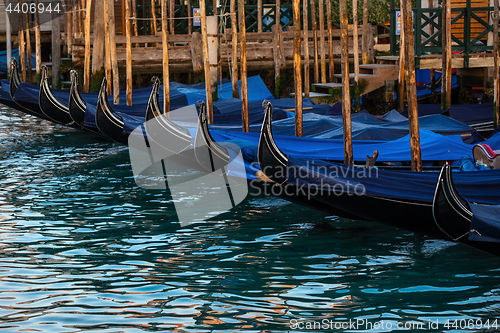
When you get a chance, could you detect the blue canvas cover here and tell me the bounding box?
[468,204,500,243]
[0,49,36,75]
[285,156,500,205]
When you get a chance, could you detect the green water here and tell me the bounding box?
[0,106,499,332]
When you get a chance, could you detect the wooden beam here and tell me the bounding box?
[403,0,421,172]
[293,0,303,137]
[275,0,282,97]
[303,0,310,97]
[311,0,319,82]
[362,0,370,64]
[494,0,499,127]
[109,0,120,104]
[125,0,132,104]
[132,0,138,37]
[6,4,11,77]
[200,0,213,123]
[151,0,158,37]
[340,0,352,165]
[66,6,73,54]
[162,0,170,112]
[231,0,239,98]
[84,0,93,92]
[239,0,249,131]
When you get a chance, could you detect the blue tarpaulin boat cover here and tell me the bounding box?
[468,204,500,243]
[0,49,36,75]
[285,156,500,205]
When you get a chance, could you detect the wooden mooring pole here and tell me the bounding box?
[25,13,32,83]
[104,0,112,94]
[125,0,133,105]
[441,0,451,112]
[326,0,333,82]
[274,0,282,98]
[230,0,239,98]
[169,0,175,34]
[340,0,352,165]
[108,0,120,104]
[18,0,26,83]
[188,0,192,34]
[303,0,310,97]
[353,0,360,111]
[319,0,326,83]
[84,0,92,92]
[402,0,422,172]
[258,0,263,32]
[398,2,405,111]
[162,0,170,112]
[429,0,436,104]
[200,0,214,123]
[294,0,303,137]
[311,0,319,83]
[35,0,41,83]
[52,9,61,88]
[238,0,249,132]
[362,0,370,64]
[6,7,11,77]
[494,0,499,127]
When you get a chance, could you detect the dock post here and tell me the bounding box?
[341,0,353,165]
[170,0,175,34]
[91,0,105,91]
[429,0,436,104]
[25,13,32,83]
[6,8,11,77]
[132,0,138,37]
[311,0,319,83]
[200,0,214,123]
[84,0,92,92]
[319,0,326,83]
[441,0,451,112]
[207,16,218,101]
[238,0,249,132]
[104,0,112,94]
[362,0,370,64]
[162,0,170,112]
[303,0,310,97]
[402,0,422,172]
[230,0,239,98]
[188,0,192,34]
[125,0,132,105]
[494,0,499,127]
[258,0,263,32]
[353,0,360,111]
[66,6,73,55]
[294,0,303,137]
[151,0,158,36]
[34,0,41,83]
[326,0,333,82]
[108,0,119,104]
[52,9,61,89]
[398,2,405,111]
[18,0,26,83]
[274,0,282,98]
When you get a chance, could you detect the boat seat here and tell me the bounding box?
[472,143,500,169]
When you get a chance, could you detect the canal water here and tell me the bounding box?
[0,105,499,332]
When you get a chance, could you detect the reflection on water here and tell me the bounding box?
[0,106,499,332]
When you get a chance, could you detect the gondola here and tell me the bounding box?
[7,58,52,120]
[95,78,128,145]
[144,76,192,153]
[257,99,500,250]
[38,65,76,125]
[68,70,87,126]
[432,165,500,256]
